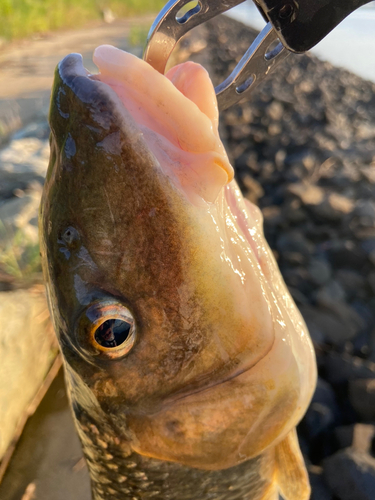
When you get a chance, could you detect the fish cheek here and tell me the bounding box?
[126,360,300,470]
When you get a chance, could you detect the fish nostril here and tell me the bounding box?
[61,226,80,246]
[94,319,132,348]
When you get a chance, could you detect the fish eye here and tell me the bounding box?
[94,319,132,348]
[76,301,136,359]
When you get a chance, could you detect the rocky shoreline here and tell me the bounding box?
[189,15,375,500]
[1,14,375,500]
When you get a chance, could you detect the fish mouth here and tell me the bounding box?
[57,48,234,205]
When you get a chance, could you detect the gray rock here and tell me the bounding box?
[287,183,324,205]
[354,200,375,225]
[309,467,333,500]
[261,205,282,226]
[316,280,346,304]
[0,137,49,196]
[324,352,375,385]
[328,240,367,270]
[307,258,332,286]
[335,270,366,299]
[349,379,375,421]
[367,271,375,294]
[242,174,264,204]
[334,424,375,453]
[300,302,363,346]
[323,448,375,500]
[276,231,314,262]
[11,120,50,141]
[312,193,355,221]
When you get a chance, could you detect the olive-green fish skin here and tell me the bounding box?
[72,397,277,500]
[40,54,309,500]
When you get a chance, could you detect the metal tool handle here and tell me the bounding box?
[144,0,246,75]
[255,0,373,52]
[216,23,289,110]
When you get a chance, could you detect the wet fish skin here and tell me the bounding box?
[40,51,316,500]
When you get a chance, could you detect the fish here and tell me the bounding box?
[39,45,317,500]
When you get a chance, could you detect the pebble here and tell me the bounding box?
[300,303,363,347]
[334,424,375,453]
[0,137,49,197]
[307,258,332,286]
[323,449,375,500]
[324,352,375,386]
[335,270,366,299]
[287,183,324,205]
[348,379,375,421]
[309,467,333,500]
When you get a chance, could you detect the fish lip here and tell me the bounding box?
[163,335,275,408]
[57,53,119,115]
[57,53,98,104]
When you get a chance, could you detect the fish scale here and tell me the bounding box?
[75,408,277,500]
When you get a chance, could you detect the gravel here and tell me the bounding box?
[183,15,375,499]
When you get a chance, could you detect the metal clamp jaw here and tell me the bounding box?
[143,0,373,110]
[255,0,373,52]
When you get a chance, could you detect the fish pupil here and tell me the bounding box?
[94,319,132,348]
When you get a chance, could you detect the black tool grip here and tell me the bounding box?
[255,0,373,52]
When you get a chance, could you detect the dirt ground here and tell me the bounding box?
[0,16,153,141]
[0,369,91,500]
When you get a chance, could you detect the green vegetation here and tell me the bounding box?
[0,220,41,280]
[0,0,166,41]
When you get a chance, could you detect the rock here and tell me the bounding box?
[313,193,355,221]
[327,193,355,214]
[287,183,324,205]
[349,379,375,421]
[288,286,309,306]
[315,280,346,304]
[266,101,284,121]
[242,174,264,204]
[334,424,375,453]
[307,258,332,286]
[360,165,375,184]
[335,270,366,299]
[354,199,375,224]
[0,287,56,461]
[369,272,375,294]
[323,448,375,500]
[282,198,308,223]
[302,379,339,440]
[0,137,49,197]
[261,205,282,226]
[287,184,354,219]
[303,403,335,441]
[276,231,313,265]
[324,352,375,385]
[327,241,367,270]
[309,468,333,500]
[11,120,49,141]
[300,302,364,346]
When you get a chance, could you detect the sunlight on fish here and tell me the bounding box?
[39,44,317,500]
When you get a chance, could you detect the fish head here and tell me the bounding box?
[40,47,316,471]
